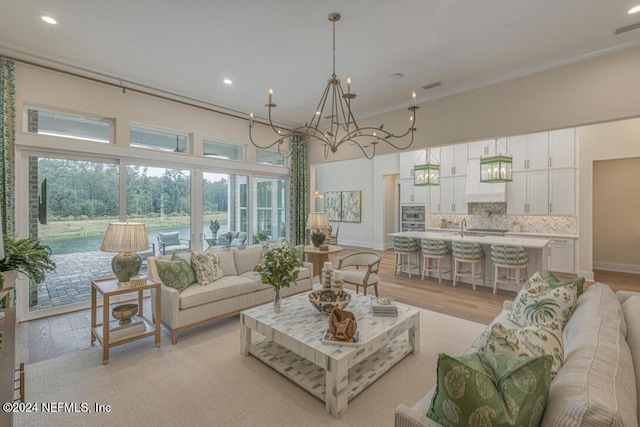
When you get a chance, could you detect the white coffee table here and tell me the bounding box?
[240,291,420,418]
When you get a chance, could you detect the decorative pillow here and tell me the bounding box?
[483,322,564,376]
[427,352,553,427]
[158,231,181,246]
[543,272,585,296]
[156,254,196,292]
[230,238,244,247]
[508,274,578,327]
[190,251,223,285]
[219,232,232,245]
[204,247,237,276]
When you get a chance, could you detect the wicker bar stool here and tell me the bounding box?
[393,237,421,278]
[452,241,485,290]
[421,239,451,284]
[491,244,528,294]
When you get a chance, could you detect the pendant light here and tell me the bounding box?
[480,139,513,183]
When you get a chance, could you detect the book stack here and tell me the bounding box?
[370,296,398,317]
[109,317,146,342]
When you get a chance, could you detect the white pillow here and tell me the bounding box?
[190,251,223,285]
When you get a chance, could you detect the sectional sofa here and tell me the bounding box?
[147,245,313,344]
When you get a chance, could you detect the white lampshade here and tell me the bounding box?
[306,212,330,230]
[101,222,149,253]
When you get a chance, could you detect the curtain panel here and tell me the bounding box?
[0,58,14,236]
[289,133,308,246]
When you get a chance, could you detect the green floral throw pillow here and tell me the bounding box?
[508,272,578,327]
[483,322,564,376]
[427,352,553,427]
[156,253,196,292]
[543,272,585,296]
[191,251,223,285]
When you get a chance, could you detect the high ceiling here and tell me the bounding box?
[1,1,640,127]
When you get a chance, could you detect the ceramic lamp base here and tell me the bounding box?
[112,252,142,284]
[310,230,326,248]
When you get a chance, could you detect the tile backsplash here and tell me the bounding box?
[430,203,577,235]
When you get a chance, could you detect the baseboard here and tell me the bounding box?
[593,261,640,275]
[577,270,595,282]
[336,239,374,249]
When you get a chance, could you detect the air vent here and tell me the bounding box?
[421,81,443,91]
[615,22,640,35]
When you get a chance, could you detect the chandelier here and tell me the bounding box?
[249,12,418,160]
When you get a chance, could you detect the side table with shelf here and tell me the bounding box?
[91,277,161,365]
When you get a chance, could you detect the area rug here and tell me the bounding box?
[16,307,485,427]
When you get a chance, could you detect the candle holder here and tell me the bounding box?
[322,263,333,289]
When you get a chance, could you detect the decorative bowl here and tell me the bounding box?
[112,303,138,325]
[308,289,351,315]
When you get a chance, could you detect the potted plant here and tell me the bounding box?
[254,242,300,312]
[209,219,220,237]
[0,234,56,290]
[255,231,269,244]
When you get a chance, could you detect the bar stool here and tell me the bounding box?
[393,237,421,278]
[452,241,485,290]
[491,244,528,294]
[421,239,451,284]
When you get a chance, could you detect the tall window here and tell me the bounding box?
[253,177,287,240]
[203,172,248,247]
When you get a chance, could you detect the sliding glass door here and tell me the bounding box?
[253,177,287,241]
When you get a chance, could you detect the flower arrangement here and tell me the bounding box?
[254,242,300,291]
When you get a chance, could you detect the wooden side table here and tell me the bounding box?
[304,245,343,278]
[91,277,161,364]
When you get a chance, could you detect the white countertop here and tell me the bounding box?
[389,231,549,249]
[425,227,578,240]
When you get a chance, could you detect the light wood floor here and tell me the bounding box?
[15,245,640,365]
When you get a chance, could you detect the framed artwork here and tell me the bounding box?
[324,191,342,221]
[341,191,361,223]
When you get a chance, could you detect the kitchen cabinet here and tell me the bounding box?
[468,140,491,159]
[549,169,575,215]
[400,178,428,204]
[439,176,468,214]
[507,170,548,215]
[508,132,549,172]
[549,128,575,169]
[400,149,427,179]
[548,238,575,274]
[430,185,441,213]
[440,144,468,177]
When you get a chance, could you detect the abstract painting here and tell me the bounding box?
[341,191,361,223]
[324,191,342,221]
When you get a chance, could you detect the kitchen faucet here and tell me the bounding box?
[461,218,467,237]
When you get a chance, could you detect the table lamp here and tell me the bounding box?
[306,212,330,248]
[101,222,149,284]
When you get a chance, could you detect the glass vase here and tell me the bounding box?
[273,288,282,313]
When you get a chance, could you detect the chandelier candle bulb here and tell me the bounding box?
[412,91,416,106]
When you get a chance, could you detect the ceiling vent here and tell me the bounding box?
[615,22,640,35]
[422,81,443,91]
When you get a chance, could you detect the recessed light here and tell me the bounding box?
[223,78,232,85]
[39,14,57,25]
[390,73,404,81]
[629,5,640,14]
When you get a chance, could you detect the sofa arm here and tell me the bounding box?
[394,405,442,427]
[617,290,640,304]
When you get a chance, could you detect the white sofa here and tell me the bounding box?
[147,245,313,344]
[395,283,640,427]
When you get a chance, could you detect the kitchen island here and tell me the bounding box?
[389,231,549,292]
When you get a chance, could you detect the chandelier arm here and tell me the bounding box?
[308,81,333,131]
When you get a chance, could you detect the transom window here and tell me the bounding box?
[257,149,287,167]
[130,126,190,153]
[203,139,244,161]
[26,108,111,143]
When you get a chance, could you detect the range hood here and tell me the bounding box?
[465,159,506,202]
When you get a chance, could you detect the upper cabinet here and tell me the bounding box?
[549,128,575,169]
[400,149,427,179]
[508,132,549,172]
[468,140,491,159]
[440,144,468,177]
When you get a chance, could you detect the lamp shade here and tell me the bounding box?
[306,212,330,230]
[101,222,149,253]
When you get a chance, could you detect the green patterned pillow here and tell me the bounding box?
[543,272,585,296]
[507,273,578,327]
[190,251,223,285]
[427,352,553,426]
[483,322,564,376]
[156,254,196,292]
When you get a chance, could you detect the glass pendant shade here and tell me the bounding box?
[480,156,513,183]
[413,164,440,186]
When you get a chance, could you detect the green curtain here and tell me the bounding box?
[289,133,308,246]
[0,58,14,236]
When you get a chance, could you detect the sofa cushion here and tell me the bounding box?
[621,294,640,424]
[427,352,553,427]
[483,321,564,376]
[190,251,223,285]
[205,248,237,276]
[541,283,638,427]
[158,231,181,246]
[179,275,259,310]
[156,254,197,293]
[507,272,578,327]
[234,246,263,275]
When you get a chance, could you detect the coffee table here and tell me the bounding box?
[240,291,420,418]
